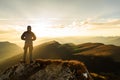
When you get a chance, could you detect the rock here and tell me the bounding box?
[0,59,93,80]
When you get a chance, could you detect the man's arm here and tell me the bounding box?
[21,32,26,40]
[32,32,36,41]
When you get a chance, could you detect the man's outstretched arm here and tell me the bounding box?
[21,32,26,40]
[32,32,36,41]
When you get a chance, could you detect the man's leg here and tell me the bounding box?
[23,44,28,63]
[29,45,33,63]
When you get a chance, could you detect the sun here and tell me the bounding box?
[31,19,54,37]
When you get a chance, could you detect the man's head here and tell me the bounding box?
[27,25,31,31]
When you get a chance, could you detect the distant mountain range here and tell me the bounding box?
[0,41,120,80]
[0,41,22,62]
[75,43,120,61]
[33,41,120,62]
[38,36,120,46]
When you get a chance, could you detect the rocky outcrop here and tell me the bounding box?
[0,59,93,80]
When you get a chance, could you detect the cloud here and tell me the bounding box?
[0,19,30,26]
[0,30,15,34]
[89,19,120,26]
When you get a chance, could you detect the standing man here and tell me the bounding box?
[21,25,36,63]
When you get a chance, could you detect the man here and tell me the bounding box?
[21,25,36,63]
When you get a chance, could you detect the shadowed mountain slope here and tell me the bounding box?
[75,43,120,62]
[0,41,22,62]
[33,41,74,59]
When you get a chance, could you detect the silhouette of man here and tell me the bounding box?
[21,25,36,63]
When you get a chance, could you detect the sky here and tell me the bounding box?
[0,0,120,45]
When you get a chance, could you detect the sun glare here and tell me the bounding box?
[31,19,55,37]
[27,19,91,38]
[30,20,88,37]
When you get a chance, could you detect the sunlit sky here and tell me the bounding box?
[0,0,120,46]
